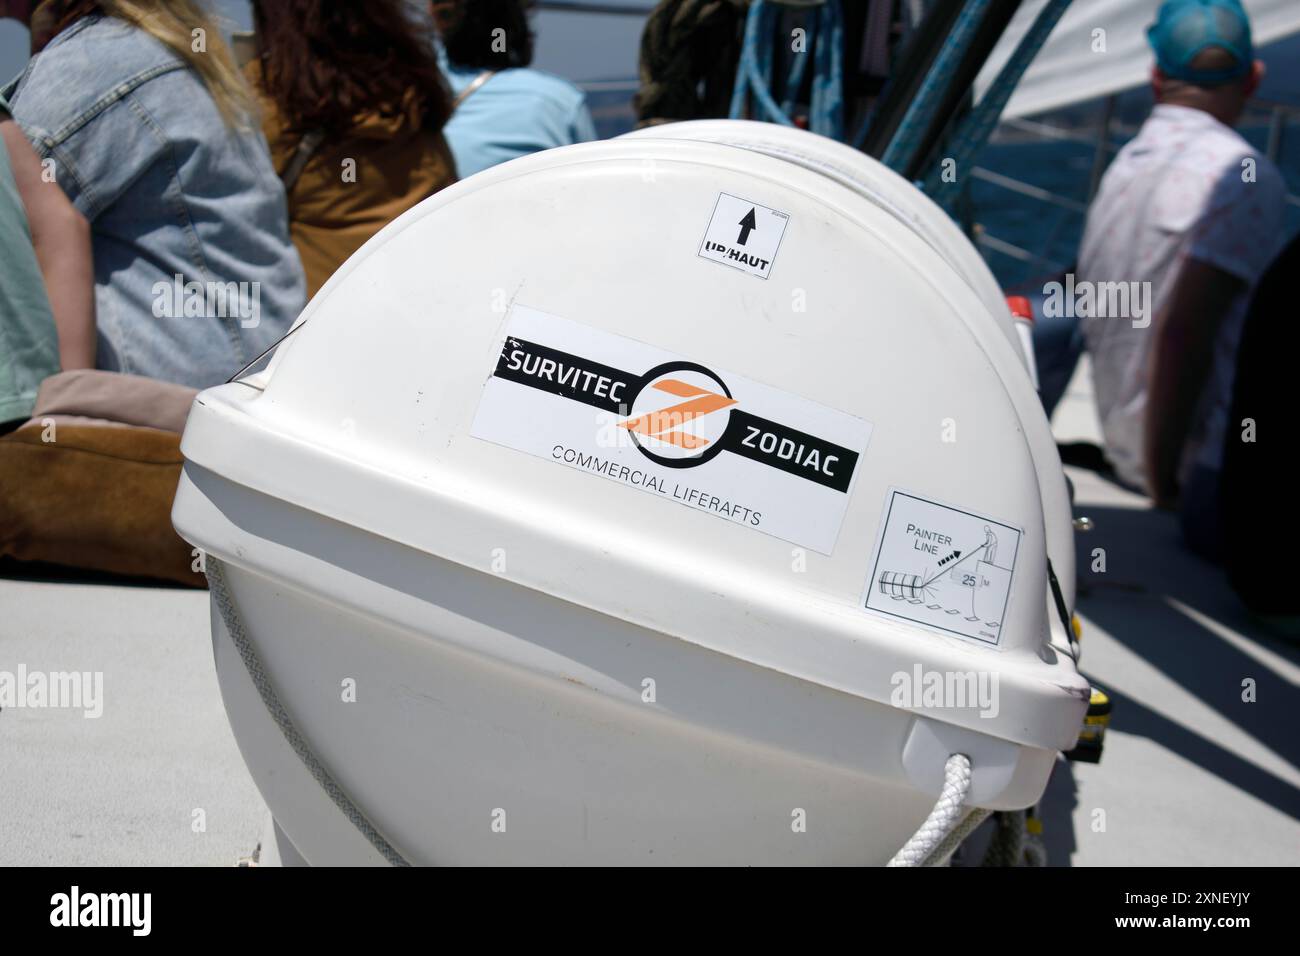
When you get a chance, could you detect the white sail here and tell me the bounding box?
[977,0,1300,119]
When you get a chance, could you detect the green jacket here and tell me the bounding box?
[0,92,59,425]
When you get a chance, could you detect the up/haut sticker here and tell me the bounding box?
[698,192,789,279]
[471,305,871,554]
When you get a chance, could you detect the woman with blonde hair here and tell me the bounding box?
[1,0,306,388]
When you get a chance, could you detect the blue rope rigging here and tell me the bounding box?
[875,0,995,173]
[926,0,1074,210]
[729,0,845,141]
[726,0,1075,220]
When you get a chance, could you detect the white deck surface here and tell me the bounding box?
[0,583,264,865]
[2,356,1297,865]
[1036,358,1300,865]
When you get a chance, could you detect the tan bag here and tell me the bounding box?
[0,370,205,587]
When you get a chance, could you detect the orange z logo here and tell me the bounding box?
[619,379,738,449]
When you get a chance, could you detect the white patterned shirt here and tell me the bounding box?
[1078,104,1286,488]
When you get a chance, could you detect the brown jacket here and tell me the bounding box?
[248,62,457,297]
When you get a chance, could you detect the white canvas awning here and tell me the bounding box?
[977,0,1300,119]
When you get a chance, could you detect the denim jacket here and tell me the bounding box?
[3,15,306,389]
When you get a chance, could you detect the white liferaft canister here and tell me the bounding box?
[622,121,1072,629]
[173,136,1089,865]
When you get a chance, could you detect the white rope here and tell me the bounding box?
[981,808,1026,867]
[980,808,1050,867]
[920,806,994,867]
[206,557,411,866]
[1022,829,1048,867]
[887,753,976,867]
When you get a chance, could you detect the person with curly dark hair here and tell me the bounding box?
[249,0,459,296]
[431,0,596,179]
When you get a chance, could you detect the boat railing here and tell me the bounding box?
[973,93,1300,282]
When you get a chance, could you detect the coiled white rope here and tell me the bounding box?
[982,808,1049,867]
[981,808,1026,867]
[887,753,979,867]
[1021,827,1048,867]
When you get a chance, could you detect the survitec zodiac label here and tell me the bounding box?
[470,305,872,554]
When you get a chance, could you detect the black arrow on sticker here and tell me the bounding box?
[736,207,757,245]
[938,549,962,567]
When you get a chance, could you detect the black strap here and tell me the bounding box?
[279,129,326,192]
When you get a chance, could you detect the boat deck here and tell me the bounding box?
[2,358,1297,865]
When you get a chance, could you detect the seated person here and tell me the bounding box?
[1074,0,1283,559]
[0,90,92,426]
[431,0,597,179]
[247,0,459,298]
[2,0,306,390]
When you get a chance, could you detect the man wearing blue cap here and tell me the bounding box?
[1077,0,1286,559]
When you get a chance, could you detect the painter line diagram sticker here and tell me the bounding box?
[698,192,789,279]
[863,490,1021,646]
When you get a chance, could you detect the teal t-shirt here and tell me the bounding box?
[0,93,59,425]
